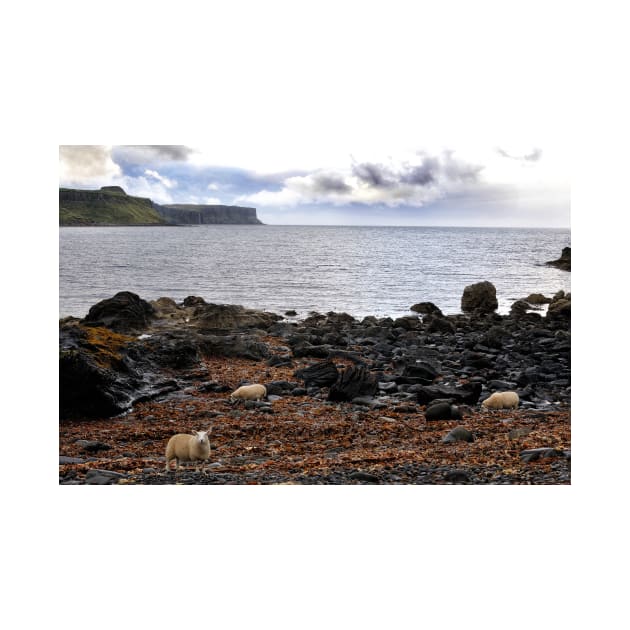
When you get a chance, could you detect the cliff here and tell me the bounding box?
[155,203,262,225]
[59,187,263,226]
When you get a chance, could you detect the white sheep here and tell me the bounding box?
[230,383,267,401]
[481,391,520,410]
[164,429,211,473]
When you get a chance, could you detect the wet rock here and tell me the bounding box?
[349,471,380,483]
[424,402,463,421]
[82,291,156,333]
[328,365,378,402]
[59,456,85,464]
[442,426,475,443]
[410,302,443,316]
[461,281,498,314]
[444,469,471,483]
[545,247,571,271]
[402,360,439,383]
[192,303,281,331]
[294,360,339,388]
[416,382,482,406]
[85,469,127,485]
[520,447,568,462]
[76,440,112,454]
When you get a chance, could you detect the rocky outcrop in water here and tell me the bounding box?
[546,247,571,271]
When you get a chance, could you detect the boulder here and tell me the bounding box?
[424,402,463,421]
[328,365,378,402]
[461,281,498,314]
[410,301,444,316]
[192,303,281,331]
[416,382,482,406]
[294,359,339,388]
[81,291,155,332]
[545,247,571,271]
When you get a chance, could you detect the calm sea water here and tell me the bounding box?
[59,225,571,319]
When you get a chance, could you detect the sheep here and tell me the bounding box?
[230,383,267,402]
[164,429,211,473]
[481,391,520,410]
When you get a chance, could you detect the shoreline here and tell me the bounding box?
[59,288,571,485]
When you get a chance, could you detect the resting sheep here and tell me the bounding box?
[164,430,211,473]
[230,383,267,402]
[481,391,519,410]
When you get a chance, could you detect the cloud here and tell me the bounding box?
[496,146,543,162]
[113,145,195,164]
[59,145,121,184]
[144,169,177,188]
[239,151,484,208]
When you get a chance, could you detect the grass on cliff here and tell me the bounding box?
[59,190,166,225]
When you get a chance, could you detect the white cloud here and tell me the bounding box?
[59,145,120,186]
[144,169,177,188]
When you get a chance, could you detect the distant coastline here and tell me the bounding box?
[59,186,263,226]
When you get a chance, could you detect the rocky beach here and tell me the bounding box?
[59,272,570,485]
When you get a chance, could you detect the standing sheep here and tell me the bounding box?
[481,391,520,410]
[164,429,211,473]
[230,383,267,402]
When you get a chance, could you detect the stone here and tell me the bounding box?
[461,281,498,314]
[294,360,339,388]
[328,365,378,402]
[442,426,475,443]
[410,301,443,316]
[82,291,156,332]
[545,247,571,271]
[424,402,462,421]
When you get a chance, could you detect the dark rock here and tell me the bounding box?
[265,380,299,395]
[402,360,438,383]
[424,314,456,334]
[424,402,462,421]
[59,456,85,464]
[199,334,271,361]
[349,471,380,483]
[545,247,571,271]
[266,354,293,367]
[76,440,112,454]
[416,382,482,406]
[292,343,332,358]
[182,295,207,307]
[328,365,378,402]
[85,469,127,485]
[442,426,475,443]
[510,300,531,318]
[82,291,155,332]
[461,281,498,314]
[192,303,281,331]
[410,302,443,316]
[520,447,568,462]
[294,360,339,388]
[525,293,551,305]
[444,469,471,483]
[284,310,297,316]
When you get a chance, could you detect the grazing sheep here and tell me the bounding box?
[481,391,519,410]
[164,430,211,473]
[230,383,267,402]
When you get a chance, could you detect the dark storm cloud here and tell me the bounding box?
[112,145,195,166]
[310,173,352,194]
[351,161,397,188]
[399,156,440,186]
[352,152,482,191]
[496,147,542,162]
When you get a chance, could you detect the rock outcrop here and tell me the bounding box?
[545,247,571,271]
[461,281,498,314]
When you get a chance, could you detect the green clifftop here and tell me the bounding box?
[59,187,263,226]
[60,187,165,225]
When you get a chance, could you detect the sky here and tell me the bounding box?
[59,140,569,227]
[54,0,571,229]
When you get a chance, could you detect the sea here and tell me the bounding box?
[59,225,571,320]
